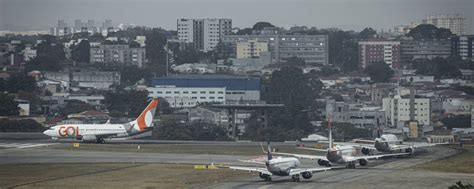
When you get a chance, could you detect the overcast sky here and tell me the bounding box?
[0,0,472,33]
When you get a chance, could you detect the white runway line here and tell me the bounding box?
[0,143,59,149]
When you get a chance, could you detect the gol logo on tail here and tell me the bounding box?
[58,126,79,137]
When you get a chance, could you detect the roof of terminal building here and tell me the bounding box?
[154,74,260,80]
[150,74,261,90]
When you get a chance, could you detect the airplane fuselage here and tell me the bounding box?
[43,124,128,139]
[266,157,300,176]
[326,145,357,164]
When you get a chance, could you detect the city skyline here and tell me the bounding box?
[0,0,473,33]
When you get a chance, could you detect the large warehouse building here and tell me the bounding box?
[148,75,260,108]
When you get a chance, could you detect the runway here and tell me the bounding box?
[0,133,473,188]
[0,147,250,164]
[209,146,474,189]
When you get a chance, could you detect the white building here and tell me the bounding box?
[422,14,466,35]
[68,95,104,106]
[22,47,37,62]
[135,36,146,47]
[400,75,435,84]
[383,95,431,127]
[177,18,232,52]
[15,100,30,116]
[442,97,474,114]
[236,40,268,58]
[147,85,226,108]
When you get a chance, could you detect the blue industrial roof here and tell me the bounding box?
[150,75,260,90]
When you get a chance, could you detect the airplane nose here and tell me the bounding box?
[43,130,51,136]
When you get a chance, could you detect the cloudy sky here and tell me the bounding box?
[0,0,472,32]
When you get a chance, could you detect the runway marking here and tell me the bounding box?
[0,143,58,149]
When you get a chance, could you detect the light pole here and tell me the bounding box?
[165,41,169,77]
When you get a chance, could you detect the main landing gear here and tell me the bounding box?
[347,162,356,169]
[96,138,105,143]
[291,174,301,182]
[265,177,272,182]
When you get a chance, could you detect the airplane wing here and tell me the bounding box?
[227,166,273,175]
[238,159,266,165]
[350,139,376,144]
[273,152,328,161]
[297,147,328,152]
[409,142,448,148]
[345,152,410,162]
[289,167,331,176]
[332,142,376,149]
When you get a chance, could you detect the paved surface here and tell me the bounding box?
[0,135,473,188]
[0,132,298,145]
[209,147,474,189]
[0,147,250,164]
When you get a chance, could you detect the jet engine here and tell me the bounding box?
[259,172,270,179]
[317,159,330,167]
[361,148,374,155]
[301,172,312,179]
[405,147,415,155]
[81,135,97,142]
[359,159,368,166]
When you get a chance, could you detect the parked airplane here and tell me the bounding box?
[43,99,158,143]
[225,142,331,182]
[274,120,408,168]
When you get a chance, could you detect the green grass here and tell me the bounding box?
[414,146,474,174]
[47,143,324,156]
[0,163,248,189]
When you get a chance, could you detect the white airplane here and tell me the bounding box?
[43,99,158,143]
[354,134,444,155]
[274,121,409,169]
[225,142,331,182]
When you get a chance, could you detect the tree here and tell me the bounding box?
[285,56,305,65]
[119,65,152,86]
[249,67,320,141]
[104,90,149,118]
[320,65,340,76]
[59,100,94,116]
[252,22,275,31]
[71,40,90,63]
[442,115,471,130]
[26,41,65,71]
[4,73,37,93]
[0,93,19,116]
[407,24,453,40]
[0,119,44,132]
[145,29,168,66]
[236,28,253,35]
[358,27,377,39]
[413,57,461,79]
[365,61,394,83]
